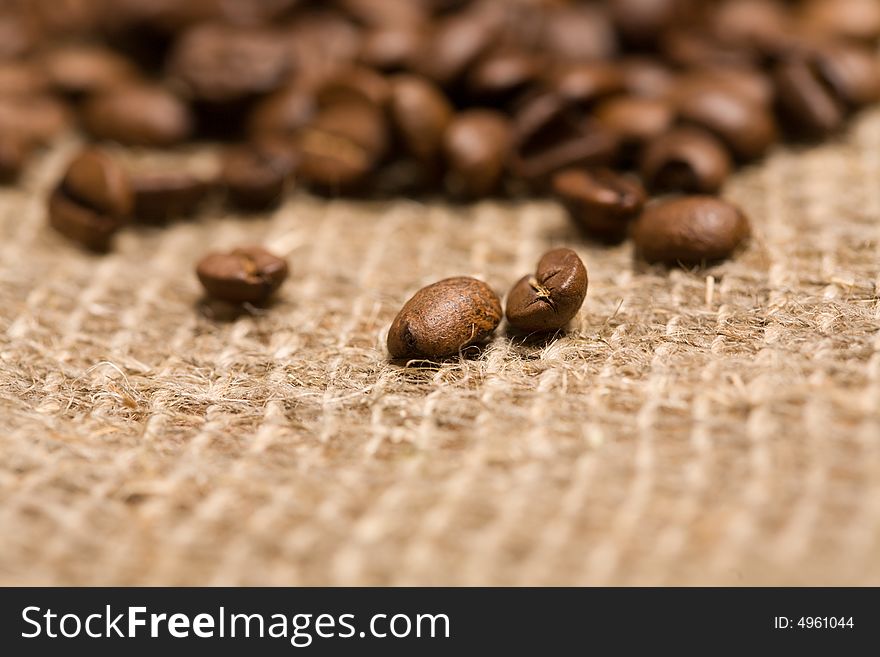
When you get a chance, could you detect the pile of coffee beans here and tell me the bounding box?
[2,1,877,350]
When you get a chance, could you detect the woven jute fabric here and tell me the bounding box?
[1,108,879,586]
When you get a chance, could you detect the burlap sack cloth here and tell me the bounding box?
[1,105,879,586]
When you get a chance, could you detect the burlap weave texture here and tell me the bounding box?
[1,109,879,586]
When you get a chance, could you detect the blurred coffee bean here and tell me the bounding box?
[359,26,424,73]
[0,61,50,97]
[41,44,139,98]
[632,195,750,265]
[0,95,71,145]
[443,109,509,198]
[222,141,295,210]
[168,24,291,103]
[610,0,699,48]
[594,95,675,158]
[708,0,792,54]
[465,51,542,106]
[773,58,846,138]
[297,102,388,191]
[388,74,453,164]
[551,168,646,243]
[81,84,192,147]
[800,0,880,44]
[284,12,362,89]
[317,66,391,110]
[0,134,31,183]
[661,29,759,70]
[132,172,210,224]
[416,9,499,85]
[640,127,732,194]
[49,147,132,250]
[247,85,315,139]
[675,79,777,160]
[678,68,775,109]
[197,245,289,304]
[618,58,677,99]
[337,0,427,28]
[510,92,619,185]
[538,4,617,62]
[552,63,626,108]
[810,43,880,108]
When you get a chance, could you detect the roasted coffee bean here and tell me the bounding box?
[0,61,50,97]
[661,28,759,70]
[388,74,453,164]
[640,127,732,194]
[618,57,677,99]
[594,95,675,158]
[610,0,699,48]
[416,9,499,85]
[443,109,509,198]
[132,172,210,224]
[47,188,122,252]
[168,24,291,103]
[773,58,845,138]
[359,26,424,73]
[0,95,71,146]
[465,51,542,106]
[0,134,31,183]
[196,246,289,304]
[247,85,315,138]
[800,0,880,44]
[317,66,391,110]
[538,4,617,63]
[552,63,626,108]
[510,93,619,185]
[710,0,792,53]
[506,248,588,334]
[387,276,502,360]
[678,68,775,109]
[61,148,133,219]
[551,168,646,243]
[41,44,138,97]
[809,43,880,108]
[221,141,294,210]
[297,102,388,191]
[81,84,193,147]
[674,79,777,161]
[338,0,427,29]
[632,195,750,265]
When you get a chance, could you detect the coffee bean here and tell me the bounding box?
[387,276,502,360]
[632,195,750,265]
[416,9,499,85]
[552,63,626,108]
[339,0,427,29]
[800,0,880,44]
[132,172,210,224]
[81,84,193,147]
[41,44,138,97]
[677,68,774,109]
[610,0,699,48]
[551,168,646,243]
[61,147,133,219]
[505,248,588,334]
[0,61,49,97]
[221,141,294,210]
[0,134,31,183]
[809,43,880,108]
[674,78,777,160]
[443,109,509,198]
[317,66,391,110]
[618,57,677,99]
[297,102,388,191]
[594,95,675,160]
[640,127,732,194]
[247,85,316,138]
[47,188,122,252]
[661,28,759,70]
[465,50,542,106]
[773,58,845,138]
[388,74,453,164]
[359,26,424,73]
[196,246,289,304]
[538,4,617,63]
[510,92,619,185]
[0,95,71,146]
[709,0,792,54]
[168,24,291,103]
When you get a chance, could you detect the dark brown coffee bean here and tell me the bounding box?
[387,276,502,360]
[594,95,675,154]
[0,134,31,183]
[661,28,759,70]
[677,68,775,109]
[674,79,777,161]
[539,4,618,62]
[810,43,880,108]
[443,109,509,198]
[551,168,646,243]
[47,188,122,252]
[506,248,588,334]
[221,142,294,210]
[81,84,193,147]
[552,63,626,108]
[316,66,390,110]
[0,95,71,146]
[710,0,792,53]
[168,24,291,103]
[632,195,750,265]
[618,57,677,99]
[415,9,499,85]
[610,0,699,47]
[800,0,880,44]
[465,51,543,106]
[510,93,619,185]
[0,61,50,97]
[388,74,453,164]
[132,172,210,224]
[196,246,289,304]
[247,85,315,138]
[773,58,846,138]
[61,148,133,219]
[297,102,388,191]
[41,44,138,97]
[640,127,732,194]
[359,26,424,73]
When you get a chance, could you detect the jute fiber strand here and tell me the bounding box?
[1,108,880,586]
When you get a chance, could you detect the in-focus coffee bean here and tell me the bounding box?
[640,126,732,194]
[632,195,750,265]
[387,276,502,360]
[505,248,588,333]
[552,168,646,243]
[196,246,289,304]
